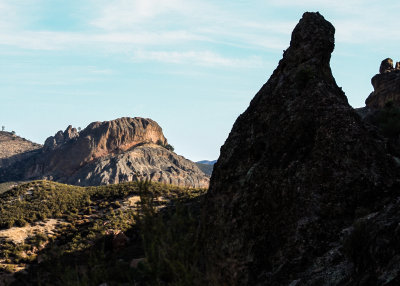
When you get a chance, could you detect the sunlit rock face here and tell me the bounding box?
[0,117,209,188]
[201,12,399,285]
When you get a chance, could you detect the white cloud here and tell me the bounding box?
[132,50,264,68]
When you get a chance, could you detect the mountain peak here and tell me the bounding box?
[201,12,398,285]
[286,12,334,66]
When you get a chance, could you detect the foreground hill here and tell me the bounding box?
[0,117,209,188]
[0,180,205,285]
[201,12,400,285]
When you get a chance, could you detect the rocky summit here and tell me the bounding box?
[201,12,400,285]
[0,117,209,188]
[365,58,400,108]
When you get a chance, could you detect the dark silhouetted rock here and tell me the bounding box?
[200,12,399,285]
[379,58,394,74]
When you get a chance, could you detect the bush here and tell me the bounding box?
[156,140,175,152]
[371,103,400,138]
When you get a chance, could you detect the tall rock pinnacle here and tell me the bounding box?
[201,12,398,285]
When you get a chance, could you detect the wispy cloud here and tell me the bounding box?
[132,50,264,68]
[0,30,206,50]
[2,0,400,67]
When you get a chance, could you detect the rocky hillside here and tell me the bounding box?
[0,132,41,168]
[200,12,400,285]
[195,160,216,177]
[66,143,209,187]
[0,117,209,188]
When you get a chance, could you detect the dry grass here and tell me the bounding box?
[0,219,67,244]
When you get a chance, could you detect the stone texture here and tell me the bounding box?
[26,117,168,180]
[67,143,209,188]
[44,125,79,150]
[0,117,209,188]
[366,58,400,108]
[200,12,400,285]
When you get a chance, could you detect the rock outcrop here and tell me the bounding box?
[34,117,168,179]
[365,58,400,108]
[0,117,209,188]
[44,125,79,150]
[201,12,400,285]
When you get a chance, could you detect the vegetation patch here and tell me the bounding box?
[0,180,206,285]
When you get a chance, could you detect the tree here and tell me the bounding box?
[165,144,174,152]
[1,126,4,131]
[78,127,81,132]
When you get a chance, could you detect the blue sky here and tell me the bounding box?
[1,0,400,161]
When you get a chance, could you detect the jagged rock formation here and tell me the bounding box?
[0,117,209,188]
[0,131,41,168]
[201,12,400,285]
[44,125,79,150]
[365,58,400,108]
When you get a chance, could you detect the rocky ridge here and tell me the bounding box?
[201,12,400,285]
[0,117,209,188]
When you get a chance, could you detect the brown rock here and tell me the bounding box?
[44,125,79,150]
[0,117,209,188]
[200,12,399,285]
[379,58,394,74]
[29,117,166,179]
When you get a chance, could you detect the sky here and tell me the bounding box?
[1,0,400,161]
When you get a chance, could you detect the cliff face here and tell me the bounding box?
[201,12,400,285]
[31,117,168,179]
[0,117,209,188]
[365,58,400,108]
